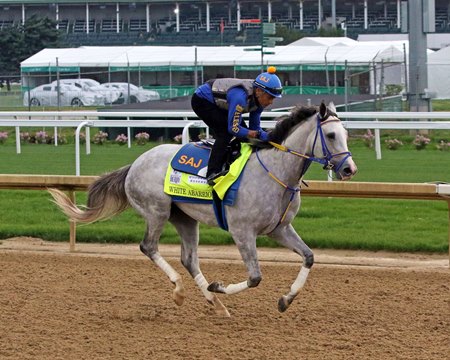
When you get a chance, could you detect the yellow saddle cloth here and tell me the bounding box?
[164,143,253,201]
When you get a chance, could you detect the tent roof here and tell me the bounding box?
[288,37,357,47]
[21,38,420,69]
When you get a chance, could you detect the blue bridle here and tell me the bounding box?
[309,114,352,173]
[259,113,352,182]
[255,112,353,230]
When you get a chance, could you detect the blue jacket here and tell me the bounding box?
[195,82,264,138]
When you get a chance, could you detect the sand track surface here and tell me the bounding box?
[0,237,448,360]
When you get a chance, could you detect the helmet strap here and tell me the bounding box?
[253,88,263,107]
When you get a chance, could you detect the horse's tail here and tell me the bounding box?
[48,165,131,224]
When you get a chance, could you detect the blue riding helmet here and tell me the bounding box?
[253,66,283,98]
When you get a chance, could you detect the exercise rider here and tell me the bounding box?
[191,66,283,185]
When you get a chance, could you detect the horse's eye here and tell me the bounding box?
[327,132,335,140]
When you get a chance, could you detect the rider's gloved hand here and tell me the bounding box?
[258,130,270,142]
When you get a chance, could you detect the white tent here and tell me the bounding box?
[21,39,409,69]
[427,46,450,99]
[20,38,418,95]
[288,36,357,47]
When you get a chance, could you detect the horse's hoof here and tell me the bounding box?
[207,281,226,294]
[173,281,185,306]
[173,290,185,306]
[278,296,289,313]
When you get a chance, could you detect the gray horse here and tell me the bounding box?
[49,102,357,317]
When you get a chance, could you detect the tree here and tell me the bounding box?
[22,15,60,57]
[0,26,23,75]
[0,15,60,77]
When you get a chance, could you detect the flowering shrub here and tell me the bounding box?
[93,131,108,145]
[385,138,403,150]
[436,140,450,151]
[35,131,48,144]
[20,132,31,143]
[0,131,8,144]
[73,131,86,144]
[412,134,431,150]
[362,130,374,148]
[78,132,86,144]
[135,132,150,145]
[51,134,68,145]
[173,134,183,143]
[115,134,128,145]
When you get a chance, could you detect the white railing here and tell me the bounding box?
[1,110,449,175]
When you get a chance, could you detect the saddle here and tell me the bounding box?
[169,138,243,178]
[165,140,253,231]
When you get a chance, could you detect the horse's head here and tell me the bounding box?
[267,102,357,181]
[309,102,357,181]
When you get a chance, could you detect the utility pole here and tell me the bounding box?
[407,0,434,112]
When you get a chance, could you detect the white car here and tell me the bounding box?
[52,79,121,104]
[23,83,105,107]
[102,82,160,103]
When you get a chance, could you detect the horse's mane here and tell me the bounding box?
[268,105,318,144]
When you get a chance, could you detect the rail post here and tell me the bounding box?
[75,121,93,176]
[448,200,450,262]
[69,190,76,252]
[15,125,21,154]
[182,121,203,144]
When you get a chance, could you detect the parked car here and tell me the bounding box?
[23,83,105,107]
[51,79,122,104]
[102,82,160,103]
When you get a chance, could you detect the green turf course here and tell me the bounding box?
[0,126,449,253]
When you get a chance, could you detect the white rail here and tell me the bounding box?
[1,110,450,119]
[0,110,449,175]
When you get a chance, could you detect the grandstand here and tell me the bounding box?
[0,0,449,47]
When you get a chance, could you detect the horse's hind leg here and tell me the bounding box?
[169,206,230,317]
[269,224,314,313]
[140,213,185,306]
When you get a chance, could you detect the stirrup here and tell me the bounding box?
[207,170,228,185]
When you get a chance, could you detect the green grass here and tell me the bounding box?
[431,99,450,111]
[306,139,450,183]
[0,140,153,175]
[0,133,449,253]
[291,197,448,252]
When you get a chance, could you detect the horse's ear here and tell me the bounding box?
[327,101,336,113]
[319,102,327,119]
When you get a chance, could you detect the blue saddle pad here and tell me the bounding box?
[170,142,211,177]
[167,141,250,232]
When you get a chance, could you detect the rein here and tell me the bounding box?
[256,113,352,230]
[267,115,352,173]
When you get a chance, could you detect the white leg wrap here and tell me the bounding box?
[154,254,180,283]
[224,281,248,295]
[289,267,310,296]
[194,273,214,301]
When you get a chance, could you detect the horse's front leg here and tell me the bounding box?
[208,232,262,295]
[269,224,314,312]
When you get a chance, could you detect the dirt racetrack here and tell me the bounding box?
[0,237,449,360]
